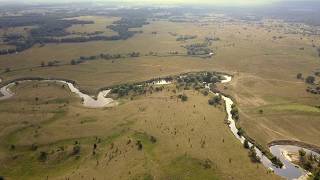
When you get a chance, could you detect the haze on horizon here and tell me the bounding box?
[0,0,311,6]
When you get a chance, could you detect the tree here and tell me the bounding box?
[208,95,222,105]
[136,140,143,150]
[181,94,188,102]
[305,76,316,84]
[259,109,264,114]
[38,151,48,161]
[297,73,302,79]
[237,128,244,137]
[299,149,306,157]
[71,59,77,65]
[10,144,15,150]
[248,146,260,163]
[150,136,157,143]
[72,144,81,155]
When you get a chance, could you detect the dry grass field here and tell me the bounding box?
[0,81,280,180]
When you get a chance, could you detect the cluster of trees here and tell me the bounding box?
[298,149,320,179]
[177,72,220,90]
[0,14,94,55]
[230,104,239,121]
[0,48,16,55]
[71,31,104,36]
[0,14,149,55]
[185,43,212,56]
[111,84,146,97]
[205,37,220,42]
[176,35,197,41]
[208,95,222,106]
[297,73,317,84]
[107,17,148,40]
[248,146,261,163]
[306,76,316,84]
[297,73,320,94]
[70,52,141,65]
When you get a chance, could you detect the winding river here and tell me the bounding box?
[216,75,319,180]
[0,80,116,108]
[0,75,319,179]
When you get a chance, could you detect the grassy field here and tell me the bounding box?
[0,81,280,180]
[0,14,320,179]
[65,16,120,36]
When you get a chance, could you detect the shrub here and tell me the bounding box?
[38,151,48,161]
[237,128,244,137]
[208,95,222,105]
[72,145,81,155]
[297,73,303,79]
[248,146,261,163]
[136,140,143,150]
[306,76,316,84]
[70,59,77,65]
[31,143,38,151]
[231,105,239,120]
[201,89,209,96]
[271,156,283,168]
[150,136,157,143]
[299,149,306,157]
[181,94,188,101]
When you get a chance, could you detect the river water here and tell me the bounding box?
[0,80,116,108]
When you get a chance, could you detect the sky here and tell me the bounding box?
[0,0,305,6]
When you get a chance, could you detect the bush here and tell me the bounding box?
[72,145,81,155]
[38,151,48,161]
[208,95,222,105]
[271,156,283,168]
[248,146,260,163]
[150,136,157,143]
[180,94,188,102]
[306,76,316,84]
[297,73,303,79]
[201,89,209,96]
[299,149,306,157]
[136,140,143,150]
[70,59,77,65]
[231,105,239,120]
[237,128,244,137]
[31,143,38,151]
